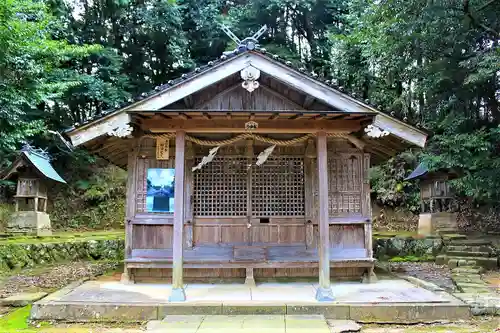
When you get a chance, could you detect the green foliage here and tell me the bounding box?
[51,166,126,230]
[423,117,500,204]
[0,0,103,164]
[0,0,499,226]
[370,151,420,212]
[0,203,14,232]
[333,0,500,209]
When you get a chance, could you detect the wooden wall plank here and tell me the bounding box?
[132,225,173,248]
[330,225,365,249]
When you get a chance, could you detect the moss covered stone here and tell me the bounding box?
[374,235,444,260]
[0,235,124,274]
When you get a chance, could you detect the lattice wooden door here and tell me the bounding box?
[251,156,305,217]
[193,155,305,217]
[327,153,363,217]
[193,156,248,217]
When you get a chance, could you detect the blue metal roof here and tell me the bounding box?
[405,162,429,181]
[23,151,66,184]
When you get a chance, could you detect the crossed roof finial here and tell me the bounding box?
[220,24,268,52]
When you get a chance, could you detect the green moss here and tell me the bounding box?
[0,306,53,332]
[0,235,124,275]
[0,230,124,245]
[373,231,418,238]
[388,254,435,262]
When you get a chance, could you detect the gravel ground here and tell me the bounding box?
[0,261,119,298]
[387,262,456,292]
[482,270,500,294]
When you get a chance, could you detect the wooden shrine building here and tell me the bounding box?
[65,38,427,301]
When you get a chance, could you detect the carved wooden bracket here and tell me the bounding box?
[241,66,260,92]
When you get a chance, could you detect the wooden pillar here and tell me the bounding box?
[184,141,194,249]
[316,132,334,301]
[169,131,186,301]
[245,267,256,286]
[304,139,316,249]
[121,139,138,284]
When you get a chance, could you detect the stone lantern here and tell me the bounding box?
[406,162,458,236]
[1,145,66,236]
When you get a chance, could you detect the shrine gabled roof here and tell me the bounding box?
[2,147,66,184]
[65,48,428,150]
[405,162,429,181]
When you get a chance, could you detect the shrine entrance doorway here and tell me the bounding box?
[192,149,307,247]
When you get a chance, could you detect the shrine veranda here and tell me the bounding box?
[65,49,428,302]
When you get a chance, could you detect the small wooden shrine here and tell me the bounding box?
[64,29,428,302]
[1,145,66,236]
[406,163,457,235]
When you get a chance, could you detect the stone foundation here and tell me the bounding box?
[373,236,444,260]
[0,238,124,271]
[418,212,458,236]
[7,211,52,236]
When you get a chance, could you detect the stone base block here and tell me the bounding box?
[7,211,52,236]
[418,212,457,236]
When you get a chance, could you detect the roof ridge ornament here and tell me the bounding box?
[220,24,267,52]
[20,144,51,160]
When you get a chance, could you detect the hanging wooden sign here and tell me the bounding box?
[156,138,169,160]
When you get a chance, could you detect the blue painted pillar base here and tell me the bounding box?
[169,287,186,302]
[315,287,335,302]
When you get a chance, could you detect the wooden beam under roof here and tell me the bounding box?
[268,112,279,120]
[310,113,326,120]
[176,112,191,120]
[141,118,362,134]
[202,112,212,120]
[184,96,194,108]
[303,95,315,109]
[288,113,303,120]
[327,114,348,120]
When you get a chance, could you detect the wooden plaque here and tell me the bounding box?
[156,138,169,160]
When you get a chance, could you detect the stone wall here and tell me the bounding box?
[373,236,444,261]
[0,238,124,272]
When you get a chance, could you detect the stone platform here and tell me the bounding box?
[31,279,470,323]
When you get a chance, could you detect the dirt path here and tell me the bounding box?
[387,262,456,291]
[0,261,119,299]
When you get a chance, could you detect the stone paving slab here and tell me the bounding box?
[327,319,362,333]
[147,315,329,333]
[0,292,48,307]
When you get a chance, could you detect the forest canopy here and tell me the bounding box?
[0,0,499,207]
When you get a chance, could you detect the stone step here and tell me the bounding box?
[446,256,498,270]
[449,239,492,246]
[436,228,460,235]
[446,245,495,253]
[452,266,484,274]
[442,234,468,241]
[445,251,493,258]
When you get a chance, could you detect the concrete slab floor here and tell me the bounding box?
[56,279,453,304]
